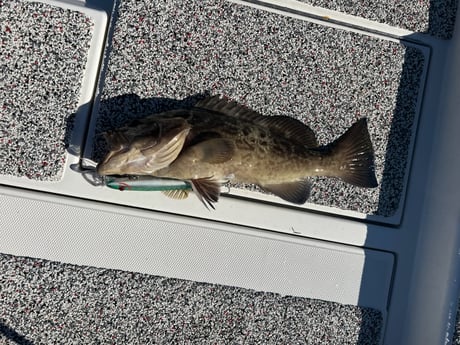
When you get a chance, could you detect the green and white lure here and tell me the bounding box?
[105,176,193,200]
[105,176,192,192]
[71,159,192,200]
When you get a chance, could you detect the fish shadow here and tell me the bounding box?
[375,45,425,218]
[0,321,35,345]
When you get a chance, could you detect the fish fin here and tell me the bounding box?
[190,177,222,210]
[196,96,317,147]
[325,118,378,187]
[196,95,264,120]
[260,180,312,204]
[257,116,318,147]
[142,127,190,171]
[162,189,189,200]
[188,138,235,164]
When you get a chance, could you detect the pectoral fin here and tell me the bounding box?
[190,177,222,210]
[187,138,235,164]
[260,179,312,204]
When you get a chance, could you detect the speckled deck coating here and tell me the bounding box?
[454,294,460,344]
[0,1,93,181]
[297,0,458,39]
[91,0,425,217]
[0,253,382,344]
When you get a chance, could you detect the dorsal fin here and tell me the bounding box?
[196,95,317,147]
[256,116,318,147]
[195,95,262,120]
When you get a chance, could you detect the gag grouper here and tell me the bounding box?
[97,95,378,209]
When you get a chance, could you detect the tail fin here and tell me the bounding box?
[327,118,378,188]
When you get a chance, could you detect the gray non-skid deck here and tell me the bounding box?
[0,254,382,344]
[456,301,460,344]
[0,1,93,181]
[0,0,458,344]
[297,0,458,39]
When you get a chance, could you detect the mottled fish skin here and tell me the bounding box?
[97,95,378,208]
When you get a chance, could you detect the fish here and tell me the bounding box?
[105,176,192,199]
[97,95,378,209]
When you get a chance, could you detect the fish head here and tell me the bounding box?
[97,117,191,176]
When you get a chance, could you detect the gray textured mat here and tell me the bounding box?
[0,253,382,344]
[0,1,93,181]
[297,0,458,39]
[90,0,425,217]
[454,297,460,344]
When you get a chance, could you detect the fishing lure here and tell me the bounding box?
[72,158,192,199]
[105,176,193,199]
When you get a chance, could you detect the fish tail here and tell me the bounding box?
[325,118,378,188]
